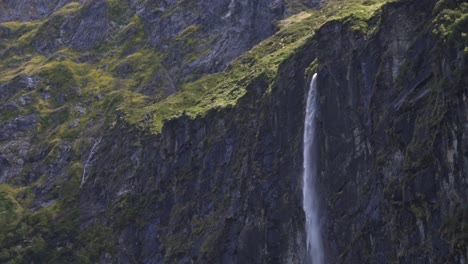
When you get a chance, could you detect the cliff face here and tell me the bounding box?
[315,1,467,262]
[0,0,467,263]
[129,0,321,81]
[81,54,311,263]
[1,0,312,94]
[83,0,468,262]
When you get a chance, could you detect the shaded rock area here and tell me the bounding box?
[314,1,468,262]
[2,0,320,88]
[0,0,73,22]
[81,48,315,262]
[78,0,467,262]
[0,0,466,263]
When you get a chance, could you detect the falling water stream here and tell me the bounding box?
[302,73,324,264]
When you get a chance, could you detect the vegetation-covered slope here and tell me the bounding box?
[0,0,466,263]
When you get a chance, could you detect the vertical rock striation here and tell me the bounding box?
[0,0,466,263]
[314,0,467,262]
[80,48,317,262]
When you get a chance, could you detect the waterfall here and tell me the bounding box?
[80,137,102,188]
[303,73,324,264]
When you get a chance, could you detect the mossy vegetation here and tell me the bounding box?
[0,10,127,257]
[119,0,388,133]
[403,90,446,174]
[115,15,147,55]
[0,160,116,263]
[400,2,467,177]
[0,183,65,262]
[323,0,387,33]
[77,225,115,263]
[0,0,436,261]
[0,20,43,50]
[433,2,468,60]
[3,0,389,135]
[105,0,132,25]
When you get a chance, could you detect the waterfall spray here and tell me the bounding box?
[302,73,324,264]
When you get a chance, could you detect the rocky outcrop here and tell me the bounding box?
[0,0,73,22]
[80,49,315,262]
[74,0,467,262]
[128,0,322,82]
[314,1,468,262]
[133,0,285,77]
[0,0,466,263]
[3,0,319,87]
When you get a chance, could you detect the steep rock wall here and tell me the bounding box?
[81,44,316,263]
[314,0,467,262]
[0,0,466,263]
[81,0,468,262]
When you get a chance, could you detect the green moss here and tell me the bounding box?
[0,190,20,230]
[0,0,397,260]
[0,20,43,52]
[305,58,319,77]
[175,25,201,42]
[0,21,39,32]
[0,0,391,139]
[110,193,146,228]
[116,0,390,134]
[161,0,199,20]
[432,3,468,47]
[30,5,78,52]
[110,49,164,91]
[0,55,47,83]
[0,185,43,262]
[52,2,82,17]
[105,0,131,25]
[403,103,444,174]
[37,62,77,89]
[304,0,387,34]
[37,106,71,132]
[77,225,114,263]
[0,160,87,263]
[115,15,148,55]
[171,24,209,64]
[56,162,82,206]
